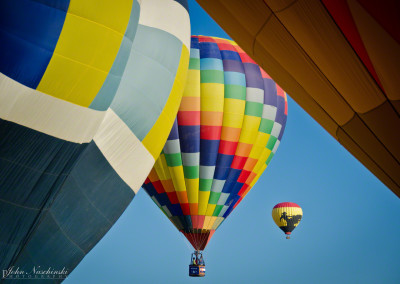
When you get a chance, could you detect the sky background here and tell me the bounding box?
[65,1,400,283]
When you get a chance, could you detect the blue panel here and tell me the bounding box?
[243,63,264,89]
[199,42,221,59]
[178,125,200,153]
[0,0,69,88]
[190,36,199,49]
[200,58,223,71]
[143,183,157,197]
[178,215,189,231]
[224,71,246,86]
[214,166,231,180]
[0,118,86,272]
[168,204,183,216]
[11,142,134,276]
[264,78,278,106]
[157,193,170,207]
[111,25,182,141]
[214,153,234,180]
[223,59,244,73]
[276,95,286,126]
[221,50,241,61]
[168,119,180,140]
[221,169,242,193]
[90,0,140,111]
[200,140,220,166]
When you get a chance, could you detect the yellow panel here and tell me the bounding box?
[38,4,130,106]
[37,54,108,106]
[249,133,270,158]
[205,204,216,216]
[223,98,246,114]
[185,178,199,204]
[142,46,190,159]
[212,217,224,230]
[183,70,200,97]
[198,191,210,215]
[200,83,224,112]
[272,206,303,228]
[239,116,261,140]
[169,166,186,192]
[222,112,245,128]
[154,155,171,180]
[68,0,133,35]
[204,216,217,230]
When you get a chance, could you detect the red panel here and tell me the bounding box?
[273,202,301,209]
[144,178,151,184]
[260,68,272,79]
[238,184,249,196]
[197,215,205,229]
[218,140,238,155]
[152,180,165,194]
[177,111,200,125]
[238,52,256,64]
[166,191,179,204]
[191,215,199,229]
[231,155,247,169]
[322,0,384,90]
[198,35,214,43]
[200,125,222,140]
[217,43,237,51]
[181,203,190,215]
[237,170,251,183]
[358,0,400,44]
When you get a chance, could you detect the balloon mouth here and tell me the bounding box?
[285,232,291,235]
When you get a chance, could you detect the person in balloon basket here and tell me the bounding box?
[198,255,205,266]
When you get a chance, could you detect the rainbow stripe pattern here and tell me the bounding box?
[143,36,288,250]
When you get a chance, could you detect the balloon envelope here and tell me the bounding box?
[143,36,287,250]
[0,0,189,276]
[196,0,400,197]
[272,202,303,237]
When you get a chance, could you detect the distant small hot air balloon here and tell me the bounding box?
[272,202,303,239]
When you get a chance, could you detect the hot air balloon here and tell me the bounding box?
[142,36,288,277]
[272,202,303,239]
[197,0,400,198]
[0,0,190,279]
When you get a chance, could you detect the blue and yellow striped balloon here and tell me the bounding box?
[0,0,190,277]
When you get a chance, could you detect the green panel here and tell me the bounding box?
[189,58,200,70]
[224,85,246,100]
[259,118,274,134]
[165,153,182,167]
[245,101,263,117]
[266,152,274,165]
[199,179,212,191]
[213,205,224,216]
[208,191,221,204]
[200,70,224,84]
[183,166,199,179]
[266,136,278,150]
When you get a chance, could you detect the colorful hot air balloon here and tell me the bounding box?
[0,0,190,278]
[197,0,400,198]
[272,202,303,239]
[143,36,288,255]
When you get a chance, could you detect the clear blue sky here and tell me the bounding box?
[65,1,400,283]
